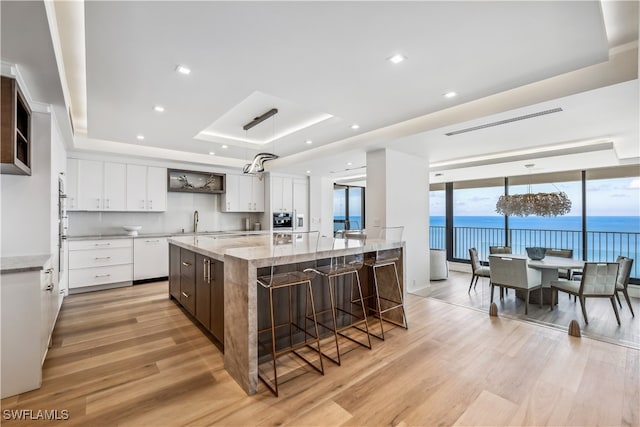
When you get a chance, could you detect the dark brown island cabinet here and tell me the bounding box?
[169,244,224,348]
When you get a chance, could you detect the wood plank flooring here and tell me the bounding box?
[415,270,640,349]
[1,280,639,426]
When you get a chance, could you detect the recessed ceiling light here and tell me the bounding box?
[347,162,353,166]
[350,124,360,130]
[306,170,311,174]
[444,91,457,98]
[176,65,191,75]
[136,135,145,140]
[153,105,165,112]
[305,140,313,145]
[209,151,215,155]
[388,54,406,64]
[221,145,228,149]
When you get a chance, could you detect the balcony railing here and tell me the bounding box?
[429,225,640,279]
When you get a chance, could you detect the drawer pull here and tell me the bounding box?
[181,291,190,298]
[44,268,54,274]
[182,262,192,267]
[95,274,111,278]
[94,243,111,246]
[145,240,160,243]
[45,284,54,291]
[95,256,111,260]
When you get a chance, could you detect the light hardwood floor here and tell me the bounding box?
[415,270,640,349]
[1,280,638,426]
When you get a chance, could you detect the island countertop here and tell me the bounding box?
[168,233,404,267]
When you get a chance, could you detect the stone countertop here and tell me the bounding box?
[168,233,404,268]
[1,254,52,274]
[67,230,264,241]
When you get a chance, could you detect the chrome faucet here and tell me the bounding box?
[193,210,199,233]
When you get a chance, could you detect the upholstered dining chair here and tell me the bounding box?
[545,248,574,279]
[489,246,512,255]
[550,262,620,325]
[488,256,542,315]
[468,248,490,293]
[614,256,634,317]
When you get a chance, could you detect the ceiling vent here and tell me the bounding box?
[445,107,563,136]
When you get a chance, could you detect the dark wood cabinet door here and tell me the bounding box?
[169,244,181,299]
[180,248,196,315]
[195,254,211,329]
[210,259,224,344]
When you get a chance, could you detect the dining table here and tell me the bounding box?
[489,253,585,305]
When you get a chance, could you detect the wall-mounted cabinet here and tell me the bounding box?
[221,174,264,212]
[1,76,31,175]
[126,165,167,211]
[271,176,293,213]
[76,160,126,211]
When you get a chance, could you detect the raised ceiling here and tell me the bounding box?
[3,1,639,181]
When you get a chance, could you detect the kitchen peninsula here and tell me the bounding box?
[168,232,405,395]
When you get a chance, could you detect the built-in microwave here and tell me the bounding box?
[273,212,292,229]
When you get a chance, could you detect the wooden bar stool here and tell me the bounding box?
[305,233,371,366]
[359,226,407,340]
[257,231,324,397]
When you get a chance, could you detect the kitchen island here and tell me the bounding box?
[168,232,405,395]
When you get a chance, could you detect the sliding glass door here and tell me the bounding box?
[333,184,365,234]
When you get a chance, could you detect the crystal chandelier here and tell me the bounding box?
[495,191,572,217]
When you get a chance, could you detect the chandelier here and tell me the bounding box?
[495,191,572,217]
[242,108,279,175]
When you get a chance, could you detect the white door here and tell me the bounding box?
[126,164,147,211]
[271,176,283,212]
[146,167,167,211]
[221,174,240,212]
[252,176,265,212]
[238,175,253,211]
[103,162,126,211]
[281,177,293,212]
[78,159,103,210]
[66,158,79,210]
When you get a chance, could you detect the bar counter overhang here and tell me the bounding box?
[168,233,406,395]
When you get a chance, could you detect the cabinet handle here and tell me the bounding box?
[45,284,54,291]
[149,200,153,210]
[96,198,100,209]
[204,259,211,284]
[181,291,190,298]
[95,256,111,260]
[227,202,230,210]
[145,239,160,243]
[253,202,256,210]
[105,198,110,209]
[94,243,111,246]
[140,199,145,209]
[44,268,54,274]
[95,274,111,278]
[182,261,192,267]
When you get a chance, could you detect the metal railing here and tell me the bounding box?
[429,225,640,279]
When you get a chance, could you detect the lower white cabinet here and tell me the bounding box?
[68,238,133,290]
[134,237,169,280]
[1,258,59,398]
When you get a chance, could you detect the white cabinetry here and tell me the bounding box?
[134,237,169,280]
[66,158,79,210]
[272,176,293,213]
[1,258,60,398]
[68,239,133,291]
[126,164,167,211]
[75,160,126,211]
[221,174,264,212]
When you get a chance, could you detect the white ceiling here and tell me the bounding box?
[1,1,639,183]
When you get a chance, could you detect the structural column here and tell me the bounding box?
[365,149,429,292]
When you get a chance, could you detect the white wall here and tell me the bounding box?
[366,149,430,292]
[1,111,53,257]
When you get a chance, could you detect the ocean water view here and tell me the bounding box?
[430,216,640,233]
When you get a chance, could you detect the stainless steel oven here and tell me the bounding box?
[273,212,292,229]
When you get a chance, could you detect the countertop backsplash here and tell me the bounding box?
[68,192,264,237]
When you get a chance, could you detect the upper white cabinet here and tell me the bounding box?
[67,158,166,212]
[221,174,264,212]
[126,164,167,211]
[76,160,125,211]
[272,176,293,213]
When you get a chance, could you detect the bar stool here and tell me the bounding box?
[305,233,371,366]
[360,226,407,340]
[256,231,324,397]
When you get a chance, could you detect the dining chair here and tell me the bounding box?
[488,256,542,315]
[544,248,574,279]
[614,256,634,317]
[550,262,620,325]
[489,246,512,254]
[468,248,490,293]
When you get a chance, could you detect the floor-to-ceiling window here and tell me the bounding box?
[333,184,365,233]
[429,183,446,249]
